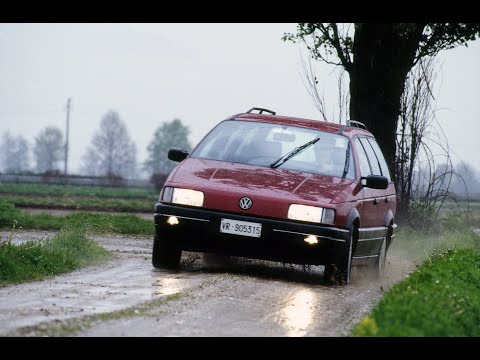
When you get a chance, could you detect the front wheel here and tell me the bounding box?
[152,235,182,269]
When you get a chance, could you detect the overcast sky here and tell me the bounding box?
[1,23,479,176]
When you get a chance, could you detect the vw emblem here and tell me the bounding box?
[239,196,253,210]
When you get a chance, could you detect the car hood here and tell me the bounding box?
[169,158,353,205]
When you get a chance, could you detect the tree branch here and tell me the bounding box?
[318,24,352,72]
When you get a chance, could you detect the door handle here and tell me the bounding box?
[385,197,389,203]
[373,198,378,205]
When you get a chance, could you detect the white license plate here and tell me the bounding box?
[220,218,262,238]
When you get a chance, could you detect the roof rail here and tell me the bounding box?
[346,120,367,130]
[246,107,276,115]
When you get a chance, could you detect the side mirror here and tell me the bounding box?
[361,175,389,190]
[168,148,189,162]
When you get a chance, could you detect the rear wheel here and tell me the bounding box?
[324,228,354,285]
[371,237,386,278]
[152,235,182,269]
[366,224,391,279]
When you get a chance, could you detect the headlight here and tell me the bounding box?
[173,188,204,207]
[288,204,335,224]
[160,186,204,207]
[288,204,322,222]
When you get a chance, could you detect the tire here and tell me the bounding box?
[374,236,387,279]
[367,221,391,279]
[364,234,387,279]
[324,229,354,285]
[152,235,182,269]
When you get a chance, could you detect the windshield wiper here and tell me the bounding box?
[270,137,320,169]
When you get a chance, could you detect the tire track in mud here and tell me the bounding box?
[0,230,415,336]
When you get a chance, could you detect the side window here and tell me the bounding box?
[366,138,391,181]
[344,145,355,179]
[359,137,382,176]
[354,138,371,177]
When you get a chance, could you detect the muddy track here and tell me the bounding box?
[0,230,415,337]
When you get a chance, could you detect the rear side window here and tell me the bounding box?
[359,137,382,176]
[366,138,391,181]
[354,138,371,177]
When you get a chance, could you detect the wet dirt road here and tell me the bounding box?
[0,230,414,337]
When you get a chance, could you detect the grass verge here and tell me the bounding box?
[0,226,111,287]
[0,200,154,235]
[353,228,480,336]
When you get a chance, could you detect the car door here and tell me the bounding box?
[354,137,386,257]
[358,137,388,227]
[364,138,393,222]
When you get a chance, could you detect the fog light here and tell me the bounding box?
[167,216,179,225]
[304,235,318,245]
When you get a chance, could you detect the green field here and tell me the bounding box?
[435,199,480,227]
[0,183,158,213]
[0,200,154,236]
[1,194,154,212]
[469,201,480,227]
[0,183,157,199]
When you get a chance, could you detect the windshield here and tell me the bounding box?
[191,120,355,179]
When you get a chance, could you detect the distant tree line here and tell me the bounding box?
[0,110,191,183]
[448,162,480,194]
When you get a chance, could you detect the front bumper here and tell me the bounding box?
[154,203,350,266]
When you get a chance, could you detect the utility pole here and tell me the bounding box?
[64,98,71,176]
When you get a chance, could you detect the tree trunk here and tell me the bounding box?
[348,24,424,180]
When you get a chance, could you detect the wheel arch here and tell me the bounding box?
[346,208,360,255]
[384,209,394,227]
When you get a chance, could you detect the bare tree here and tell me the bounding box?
[33,127,64,173]
[395,57,438,218]
[0,131,30,173]
[395,56,470,228]
[299,52,349,124]
[81,110,137,179]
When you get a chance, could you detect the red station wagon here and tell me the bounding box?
[152,107,397,285]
